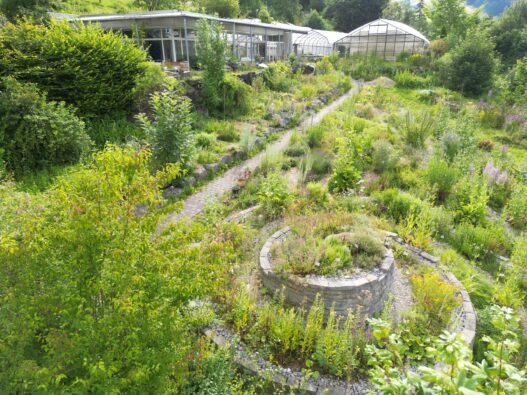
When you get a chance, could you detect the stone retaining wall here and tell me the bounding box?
[204,327,366,395]
[385,233,477,347]
[260,227,395,318]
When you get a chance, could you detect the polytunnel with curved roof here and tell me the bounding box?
[293,29,348,57]
[334,19,430,60]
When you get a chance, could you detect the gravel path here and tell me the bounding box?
[157,85,358,232]
[391,265,413,323]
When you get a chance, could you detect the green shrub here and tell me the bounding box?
[450,222,511,263]
[132,62,169,113]
[221,73,253,116]
[394,70,431,88]
[239,129,257,156]
[137,89,194,169]
[306,182,329,207]
[449,177,489,226]
[345,54,394,81]
[196,132,216,148]
[310,153,332,177]
[371,140,398,174]
[86,113,144,148]
[257,172,292,219]
[425,158,459,202]
[0,77,90,176]
[301,295,324,355]
[438,29,497,96]
[410,273,461,335]
[512,234,527,271]
[307,124,325,148]
[0,20,148,116]
[440,131,463,162]
[373,188,424,223]
[328,134,366,193]
[263,61,292,92]
[314,309,358,378]
[506,185,527,229]
[196,20,227,112]
[285,131,309,158]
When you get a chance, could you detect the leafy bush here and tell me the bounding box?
[132,62,170,113]
[450,222,511,262]
[506,185,527,229]
[137,89,194,169]
[0,77,90,176]
[306,182,329,207]
[424,158,459,202]
[410,273,461,335]
[257,172,292,219]
[345,54,395,81]
[195,132,216,148]
[449,177,489,226]
[373,188,425,223]
[196,20,227,112]
[438,29,497,96]
[221,74,253,116]
[263,61,292,92]
[314,309,358,378]
[394,70,431,88]
[440,131,463,162]
[371,140,398,174]
[512,234,527,271]
[0,20,148,116]
[328,134,367,193]
[0,146,248,393]
[86,113,144,148]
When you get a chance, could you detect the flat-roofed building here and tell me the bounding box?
[58,10,310,66]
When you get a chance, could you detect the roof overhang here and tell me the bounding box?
[66,10,309,36]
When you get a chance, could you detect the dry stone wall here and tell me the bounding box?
[385,232,477,347]
[260,227,395,318]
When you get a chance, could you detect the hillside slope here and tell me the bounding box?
[468,0,512,15]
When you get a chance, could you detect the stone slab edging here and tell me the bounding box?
[384,232,477,347]
[260,227,395,318]
[203,326,366,395]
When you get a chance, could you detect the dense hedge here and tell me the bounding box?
[0,20,148,116]
[0,77,90,176]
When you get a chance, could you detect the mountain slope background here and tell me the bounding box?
[468,0,512,15]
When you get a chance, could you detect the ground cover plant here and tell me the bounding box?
[271,212,385,276]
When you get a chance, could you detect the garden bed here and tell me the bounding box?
[260,227,395,318]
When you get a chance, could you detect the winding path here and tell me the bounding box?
[158,85,358,232]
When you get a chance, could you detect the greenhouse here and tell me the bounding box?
[293,29,347,58]
[334,19,429,60]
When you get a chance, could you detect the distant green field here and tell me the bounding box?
[60,0,138,15]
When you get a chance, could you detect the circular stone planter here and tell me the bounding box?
[260,227,395,318]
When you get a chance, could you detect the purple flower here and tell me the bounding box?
[483,162,509,185]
